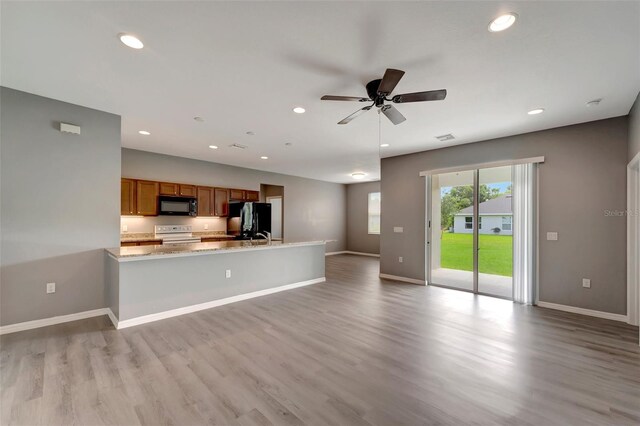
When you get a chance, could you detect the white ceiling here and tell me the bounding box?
[2,1,639,183]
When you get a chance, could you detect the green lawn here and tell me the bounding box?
[440,232,512,276]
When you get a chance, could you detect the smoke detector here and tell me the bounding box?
[435,134,455,142]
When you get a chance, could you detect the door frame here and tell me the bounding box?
[627,152,640,327]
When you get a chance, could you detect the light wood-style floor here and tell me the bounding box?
[2,254,639,425]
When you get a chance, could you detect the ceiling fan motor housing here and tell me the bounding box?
[366,79,385,106]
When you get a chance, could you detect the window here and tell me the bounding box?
[502,216,512,231]
[465,216,482,229]
[368,192,381,234]
[465,217,473,229]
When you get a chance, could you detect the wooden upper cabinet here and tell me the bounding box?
[214,188,229,217]
[245,190,259,201]
[136,180,159,216]
[197,186,214,216]
[229,189,245,201]
[159,182,178,196]
[179,184,197,197]
[121,178,136,215]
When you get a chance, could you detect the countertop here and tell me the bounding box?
[107,239,327,262]
[121,232,236,243]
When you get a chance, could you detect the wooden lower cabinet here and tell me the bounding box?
[201,237,232,243]
[121,240,162,247]
[136,180,159,215]
[197,186,214,216]
[214,188,229,216]
[121,178,136,215]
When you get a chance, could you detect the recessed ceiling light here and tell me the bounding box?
[260,156,269,160]
[194,116,205,122]
[351,172,366,180]
[380,143,390,147]
[119,33,144,49]
[138,130,150,135]
[586,98,602,107]
[208,145,218,149]
[488,13,518,32]
[293,107,306,114]
[527,108,545,115]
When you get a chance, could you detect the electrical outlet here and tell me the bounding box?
[122,224,128,232]
[582,278,591,288]
[204,224,209,230]
[46,282,56,294]
[225,269,231,278]
[399,256,403,263]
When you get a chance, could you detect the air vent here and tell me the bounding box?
[435,134,455,142]
[229,143,248,150]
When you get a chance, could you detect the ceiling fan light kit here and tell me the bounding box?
[321,68,447,125]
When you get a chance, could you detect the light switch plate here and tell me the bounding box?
[547,232,558,241]
[582,278,591,288]
[122,224,128,232]
[399,256,403,263]
[204,224,209,230]
[225,269,231,278]
[394,227,404,233]
[46,282,55,294]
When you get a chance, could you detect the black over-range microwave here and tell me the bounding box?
[158,196,197,216]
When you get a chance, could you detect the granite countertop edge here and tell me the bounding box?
[106,240,330,262]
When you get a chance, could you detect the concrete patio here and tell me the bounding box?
[430,268,512,298]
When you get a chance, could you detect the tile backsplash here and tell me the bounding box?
[121,216,227,234]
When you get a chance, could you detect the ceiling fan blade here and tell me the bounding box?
[338,106,372,125]
[381,105,406,125]
[377,68,405,95]
[392,89,447,103]
[321,95,370,102]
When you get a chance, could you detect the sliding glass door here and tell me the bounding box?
[428,166,514,299]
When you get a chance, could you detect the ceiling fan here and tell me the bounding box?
[321,68,446,125]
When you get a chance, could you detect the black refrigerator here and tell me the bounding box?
[227,202,272,239]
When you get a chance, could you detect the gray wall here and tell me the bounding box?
[122,149,347,252]
[346,181,380,254]
[630,92,640,162]
[381,117,629,315]
[1,87,121,326]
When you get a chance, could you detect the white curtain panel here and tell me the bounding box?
[512,163,536,304]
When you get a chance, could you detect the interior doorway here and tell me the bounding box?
[427,166,514,299]
[261,184,284,240]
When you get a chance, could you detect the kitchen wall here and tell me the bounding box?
[381,117,629,315]
[630,92,640,162]
[346,181,380,255]
[0,87,121,326]
[122,149,347,252]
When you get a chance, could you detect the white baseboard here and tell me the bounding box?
[0,308,110,335]
[114,277,326,329]
[536,301,629,323]
[326,251,380,257]
[325,251,348,256]
[379,273,426,286]
[106,308,119,329]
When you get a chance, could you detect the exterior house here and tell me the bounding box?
[453,194,512,235]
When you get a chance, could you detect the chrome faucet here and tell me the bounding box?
[256,231,271,243]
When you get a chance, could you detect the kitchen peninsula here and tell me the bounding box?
[105,239,326,328]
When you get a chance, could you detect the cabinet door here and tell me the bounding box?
[197,187,214,216]
[136,180,159,215]
[138,240,162,246]
[214,188,229,216]
[230,189,245,200]
[121,178,136,215]
[245,190,260,202]
[159,182,178,196]
[179,184,197,197]
[121,241,137,247]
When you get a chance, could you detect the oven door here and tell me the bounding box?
[159,196,197,216]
